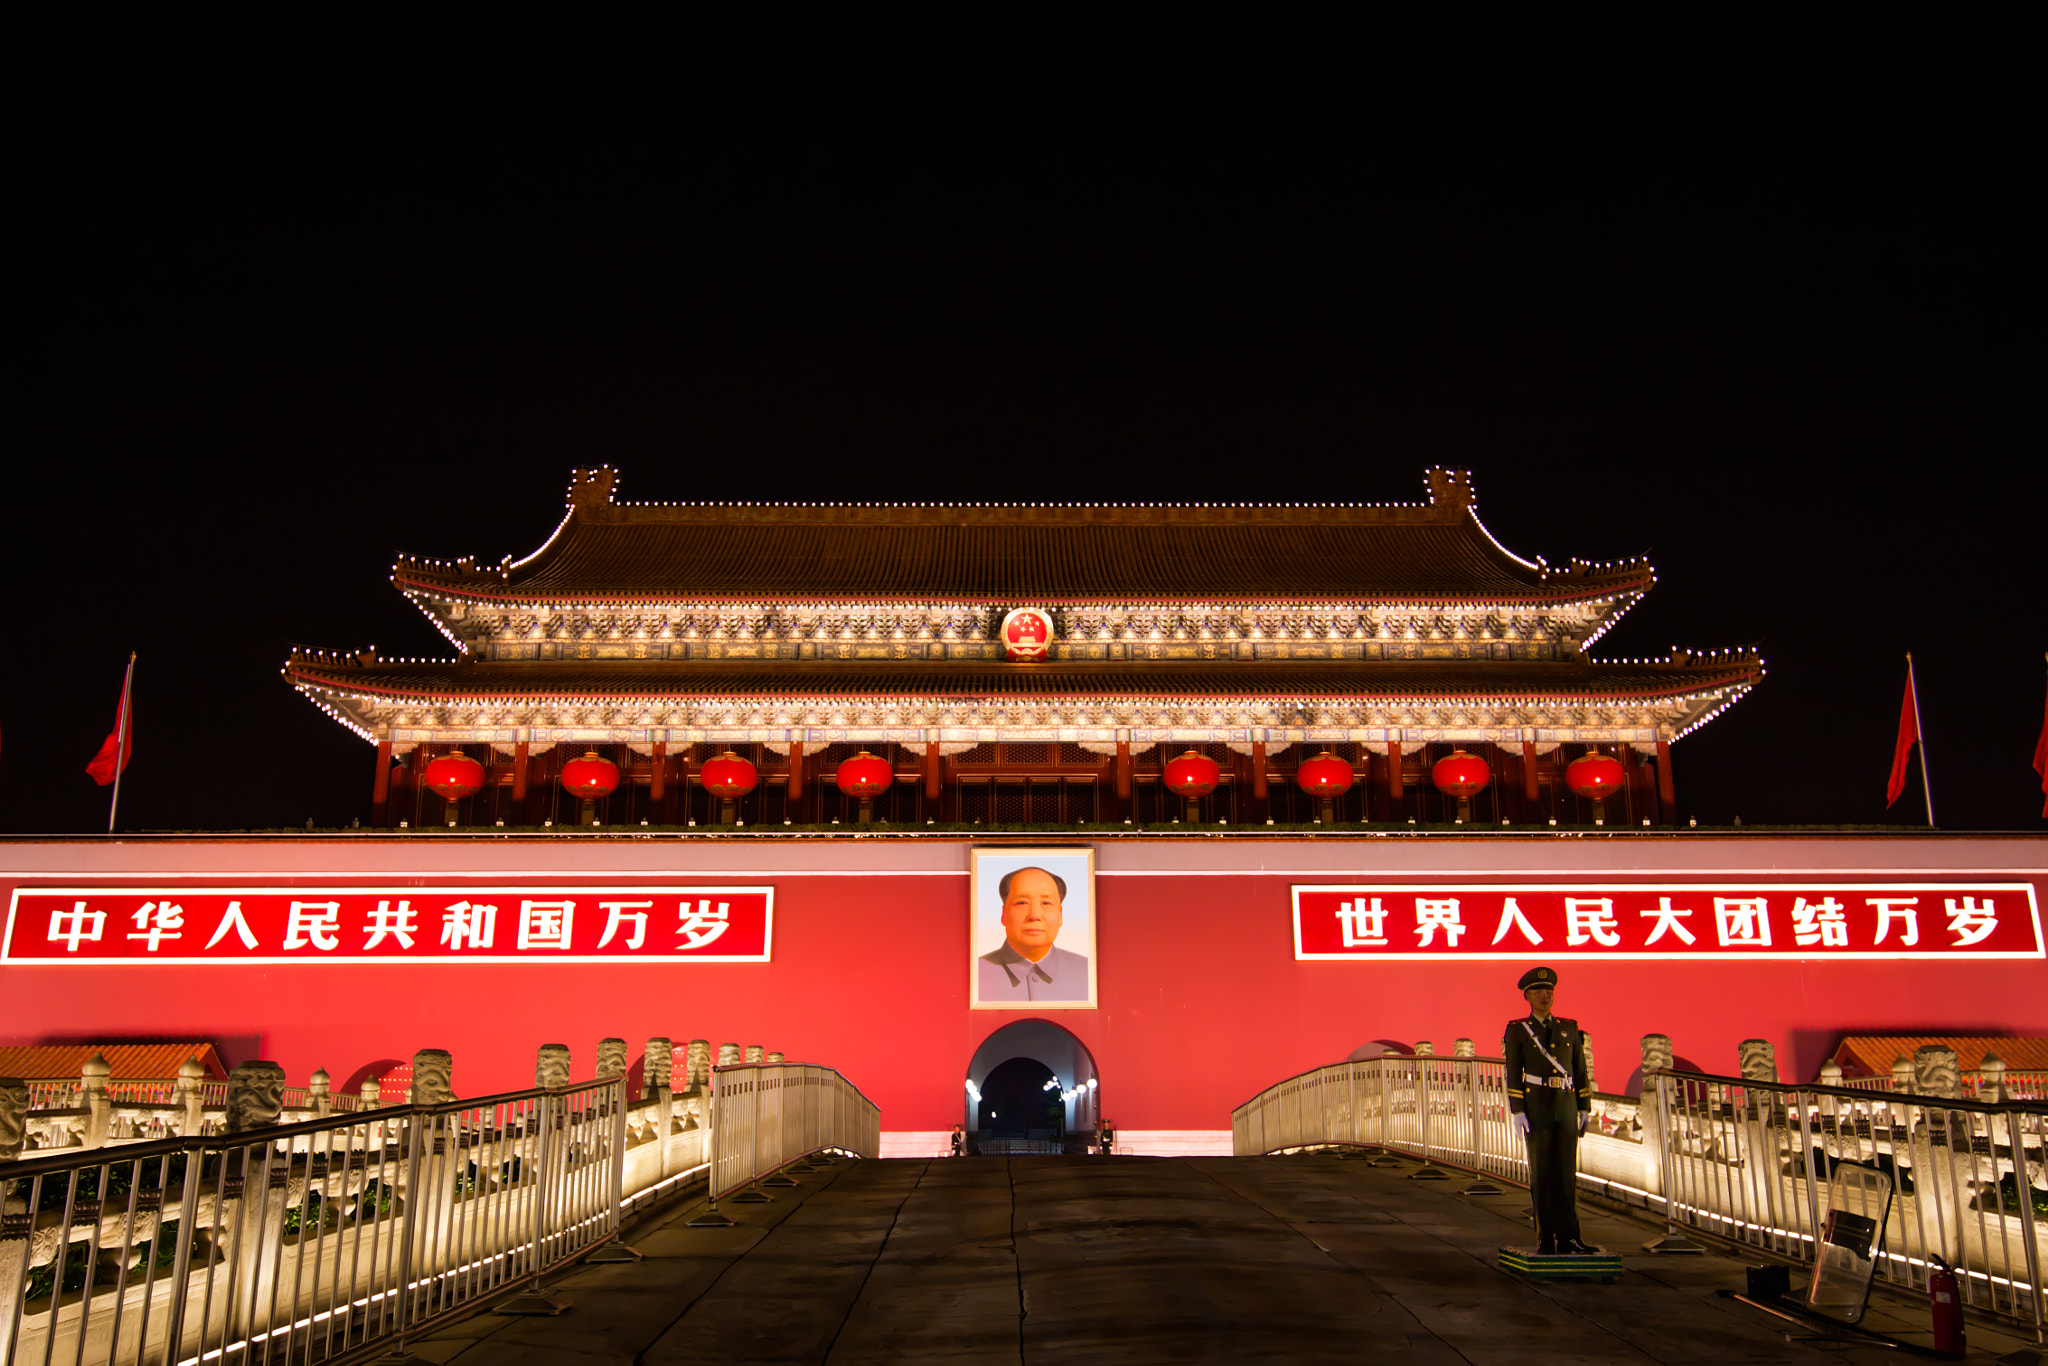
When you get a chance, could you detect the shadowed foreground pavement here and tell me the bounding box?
[402,1154,2040,1364]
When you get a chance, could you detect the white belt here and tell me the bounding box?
[1523,1072,1573,1089]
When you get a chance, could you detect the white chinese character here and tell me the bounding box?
[1944,896,1997,947]
[1714,897,1772,947]
[1564,898,1621,947]
[363,900,418,950]
[126,901,185,951]
[1639,896,1697,946]
[1414,899,1465,948]
[1337,897,1389,947]
[518,900,575,951]
[1790,896,1848,948]
[1867,897,1919,946]
[283,901,342,951]
[676,899,731,950]
[204,901,258,950]
[440,900,497,951]
[48,901,105,951]
[597,900,652,950]
[1489,897,1543,946]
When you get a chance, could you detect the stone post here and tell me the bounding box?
[1890,1055,1914,1093]
[766,1051,785,1064]
[1909,1045,1963,1264]
[536,1044,572,1089]
[1911,1045,1960,1099]
[1978,1053,2006,1104]
[80,1053,112,1148]
[645,1039,674,1099]
[225,1061,286,1134]
[1735,1039,1783,1228]
[1452,1038,1474,1058]
[744,1045,765,1064]
[0,1078,26,1161]
[645,1038,675,1176]
[412,1050,455,1106]
[309,1068,332,1117]
[596,1038,628,1079]
[687,1040,712,1092]
[1639,1034,1674,1197]
[359,1079,382,1110]
[717,1043,742,1067]
[178,1057,208,1136]
[1817,1060,1844,1119]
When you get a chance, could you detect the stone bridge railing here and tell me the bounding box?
[0,1039,876,1366]
[1235,1034,2048,1333]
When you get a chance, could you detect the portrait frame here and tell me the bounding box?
[969,846,1098,1010]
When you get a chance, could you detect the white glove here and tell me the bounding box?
[1578,1112,1590,1135]
[1512,1112,1531,1137]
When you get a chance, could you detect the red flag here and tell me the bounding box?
[1885,661,1919,808]
[86,665,135,787]
[2033,661,2048,818]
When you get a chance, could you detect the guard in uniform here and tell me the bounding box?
[1503,965,1595,1254]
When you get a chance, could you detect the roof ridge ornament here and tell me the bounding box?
[569,466,618,511]
[1424,467,1475,510]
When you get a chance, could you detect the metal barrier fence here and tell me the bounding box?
[1234,1057,2048,1333]
[0,1077,625,1366]
[1232,1055,1529,1189]
[1651,1069,2045,1334]
[709,1063,880,1201]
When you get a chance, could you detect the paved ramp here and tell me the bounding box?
[402,1154,2034,1364]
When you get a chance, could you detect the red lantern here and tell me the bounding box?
[1163,750,1221,797]
[422,752,485,801]
[559,752,621,801]
[1431,750,1491,799]
[1566,751,1626,801]
[699,751,759,798]
[834,751,894,798]
[1294,751,1355,797]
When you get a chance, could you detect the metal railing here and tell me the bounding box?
[1652,1069,2045,1334]
[1233,1056,2048,1335]
[0,1077,629,1366]
[709,1063,879,1201]
[1232,1054,1530,1188]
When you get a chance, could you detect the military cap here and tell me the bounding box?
[1517,965,1559,993]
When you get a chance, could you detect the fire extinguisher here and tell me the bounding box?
[1927,1255,1965,1358]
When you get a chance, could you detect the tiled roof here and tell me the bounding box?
[291,657,1759,703]
[0,1042,226,1081]
[392,469,1652,605]
[1832,1036,2048,1075]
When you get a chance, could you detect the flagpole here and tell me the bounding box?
[1907,652,1933,827]
[107,652,135,834]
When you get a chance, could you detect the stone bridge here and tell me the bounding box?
[394,1153,2038,1365]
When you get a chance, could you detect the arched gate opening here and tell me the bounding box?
[965,1018,1099,1154]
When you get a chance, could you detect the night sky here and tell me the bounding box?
[11,88,2043,834]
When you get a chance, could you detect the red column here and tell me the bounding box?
[1251,742,1268,800]
[650,740,667,804]
[1522,740,1540,805]
[511,740,530,805]
[371,740,392,826]
[1115,741,1133,801]
[787,740,805,802]
[925,742,942,802]
[1656,739,1677,825]
[1386,739,1403,812]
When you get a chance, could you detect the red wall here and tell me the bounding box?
[3,837,2043,1132]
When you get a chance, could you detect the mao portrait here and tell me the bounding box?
[970,847,1097,1009]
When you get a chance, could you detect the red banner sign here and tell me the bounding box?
[2,886,773,963]
[1292,883,2042,960]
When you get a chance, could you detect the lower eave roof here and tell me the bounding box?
[289,658,1760,702]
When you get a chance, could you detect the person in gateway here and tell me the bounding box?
[977,866,1089,1002]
